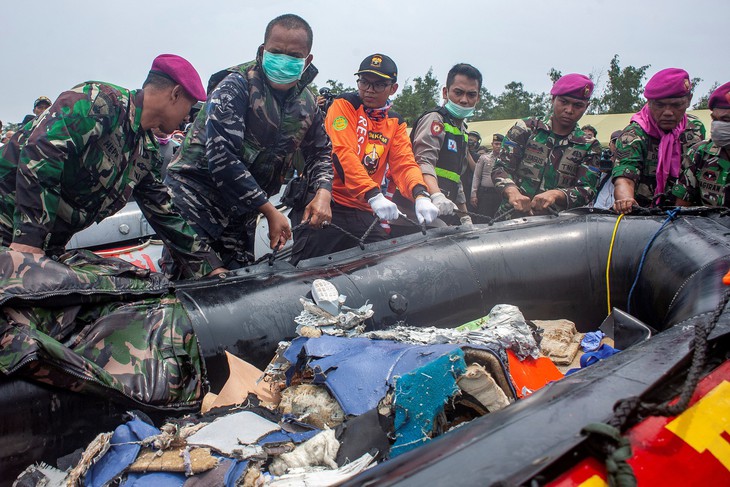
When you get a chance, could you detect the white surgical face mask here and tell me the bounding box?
[711,120,730,148]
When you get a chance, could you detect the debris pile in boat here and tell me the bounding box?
[14,279,620,486]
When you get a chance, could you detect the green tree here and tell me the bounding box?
[599,54,650,114]
[392,68,440,125]
[693,82,720,110]
[548,68,562,84]
[323,79,356,95]
[307,79,355,98]
[490,82,545,120]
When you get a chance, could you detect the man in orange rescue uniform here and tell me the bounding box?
[290,54,438,263]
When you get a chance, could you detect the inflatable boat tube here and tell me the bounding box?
[1,209,730,484]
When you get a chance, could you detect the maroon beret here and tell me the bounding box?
[550,73,594,100]
[150,54,207,102]
[709,82,730,110]
[644,68,692,100]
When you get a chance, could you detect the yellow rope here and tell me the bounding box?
[606,214,624,315]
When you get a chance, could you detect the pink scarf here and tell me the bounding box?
[630,104,687,202]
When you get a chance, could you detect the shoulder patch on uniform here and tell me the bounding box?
[431,120,444,136]
[332,116,348,131]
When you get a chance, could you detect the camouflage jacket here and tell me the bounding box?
[491,117,601,208]
[611,116,705,207]
[0,250,203,407]
[165,59,333,238]
[671,140,730,207]
[0,82,222,278]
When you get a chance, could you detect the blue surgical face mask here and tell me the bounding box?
[444,99,475,119]
[261,50,306,85]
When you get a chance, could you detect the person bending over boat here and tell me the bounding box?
[165,14,334,270]
[0,54,225,279]
[289,54,439,263]
[612,68,706,214]
[491,73,601,217]
[671,82,730,208]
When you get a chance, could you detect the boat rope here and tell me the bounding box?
[258,202,545,265]
[605,214,625,315]
[458,206,515,224]
[627,207,681,314]
[580,422,636,487]
[581,282,730,486]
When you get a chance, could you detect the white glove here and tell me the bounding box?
[415,196,439,224]
[368,193,399,221]
[430,192,458,216]
[460,215,473,226]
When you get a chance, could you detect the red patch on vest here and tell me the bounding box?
[431,120,444,136]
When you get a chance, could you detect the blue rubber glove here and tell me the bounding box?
[581,330,605,352]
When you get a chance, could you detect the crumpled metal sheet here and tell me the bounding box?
[186,411,281,456]
[363,304,541,361]
[294,297,373,337]
[284,335,467,416]
[293,279,374,338]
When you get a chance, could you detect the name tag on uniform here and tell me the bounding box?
[447,139,457,152]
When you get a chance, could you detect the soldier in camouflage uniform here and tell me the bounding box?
[0,54,225,279]
[672,82,730,207]
[612,68,706,213]
[492,74,601,216]
[165,14,333,269]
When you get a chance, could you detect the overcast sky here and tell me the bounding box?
[1,0,728,123]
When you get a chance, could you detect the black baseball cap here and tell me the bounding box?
[355,54,397,81]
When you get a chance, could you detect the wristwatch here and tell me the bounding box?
[413,187,431,199]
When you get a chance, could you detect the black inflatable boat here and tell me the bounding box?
[1,208,729,484]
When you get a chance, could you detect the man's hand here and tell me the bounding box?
[613,198,638,214]
[368,193,399,221]
[302,189,332,228]
[531,189,564,213]
[470,194,478,208]
[205,267,229,278]
[504,186,532,214]
[414,196,439,224]
[9,243,44,254]
[259,202,291,250]
[267,211,292,250]
[613,177,637,214]
[430,192,458,216]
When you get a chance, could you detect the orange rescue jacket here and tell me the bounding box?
[325,93,426,212]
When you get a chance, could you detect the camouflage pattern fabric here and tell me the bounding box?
[0,250,203,407]
[0,249,170,306]
[491,117,601,210]
[0,82,222,278]
[165,60,332,262]
[671,140,730,207]
[611,116,705,207]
